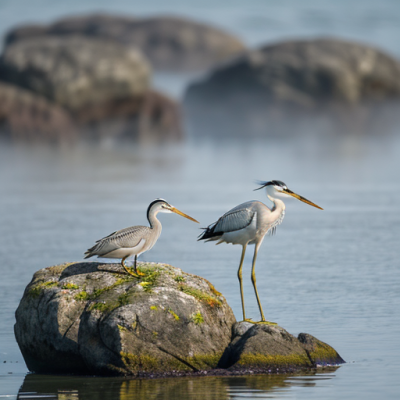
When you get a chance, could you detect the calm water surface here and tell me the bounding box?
[1,0,400,398]
[1,132,400,399]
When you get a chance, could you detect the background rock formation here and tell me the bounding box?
[184,38,400,137]
[5,14,246,72]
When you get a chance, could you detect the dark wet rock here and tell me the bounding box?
[0,81,75,143]
[184,38,400,137]
[298,333,345,366]
[4,14,246,71]
[15,262,344,377]
[0,36,150,112]
[15,262,235,375]
[218,322,344,373]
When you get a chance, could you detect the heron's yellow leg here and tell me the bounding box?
[133,255,145,276]
[251,244,277,325]
[121,256,139,278]
[237,244,247,322]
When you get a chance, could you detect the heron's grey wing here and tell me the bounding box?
[213,208,255,233]
[89,226,149,256]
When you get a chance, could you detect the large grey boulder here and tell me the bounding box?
[0,81,75,143]
[184,38,400,136]
[4,14,246,71]
[15,262,235,376]
[0,36,150,112]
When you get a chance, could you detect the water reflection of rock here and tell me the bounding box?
[184,38,400,138]
[18,369,338,400]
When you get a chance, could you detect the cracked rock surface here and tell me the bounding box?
[15,262,235,375]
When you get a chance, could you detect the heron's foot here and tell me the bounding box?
[134,268,146,277]
[257,320,278,325]
[239,318,255,324]
[239,318,277,325]
[122,266,140,278]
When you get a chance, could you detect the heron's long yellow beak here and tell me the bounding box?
[283,189,323,210]
[170,206,199,223]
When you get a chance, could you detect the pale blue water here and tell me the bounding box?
[1,1,400,399]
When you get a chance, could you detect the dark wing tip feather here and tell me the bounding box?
[198,223,222,241]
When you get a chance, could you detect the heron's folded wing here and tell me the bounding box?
[95,226,149,254]
[214,209,255,233]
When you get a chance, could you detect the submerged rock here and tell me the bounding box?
[15,262,344,377]
[5,14,246,72]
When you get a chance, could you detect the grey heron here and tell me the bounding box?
[85,199,199,277]
[198,180,323,324]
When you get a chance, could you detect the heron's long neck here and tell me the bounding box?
[267,195,286,214]
[148,212,162,235]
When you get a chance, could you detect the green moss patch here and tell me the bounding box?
[178,284,222,308]
[62,283,79,290]
[120,352,192,373]
[307,342,343,365]
[237,353,311,368]
[74,291,89,301]
[168,308,180,321]
[28,280,58,298]
[191,311,204,325]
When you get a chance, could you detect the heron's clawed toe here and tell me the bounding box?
[258,320,277,325]
[122,266,140,278]
[135,268,146,277]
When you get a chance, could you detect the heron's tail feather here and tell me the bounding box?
[84,243,98,259]
[198,223,222,241]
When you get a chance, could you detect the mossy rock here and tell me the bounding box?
[15,262,235,376]
[298,333,345,366]
[218,322,344,373]
[15,261,344,377]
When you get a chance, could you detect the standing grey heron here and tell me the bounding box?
[85,199,199,277]
[198,180,323,324]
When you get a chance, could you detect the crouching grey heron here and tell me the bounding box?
[198,180,323,324]
[85,199,199,277]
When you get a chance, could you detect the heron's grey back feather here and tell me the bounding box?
[85,225,151,257]
[213,207,255,233]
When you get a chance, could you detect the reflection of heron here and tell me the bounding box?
[85,199,199,277]
[198,180,323,324]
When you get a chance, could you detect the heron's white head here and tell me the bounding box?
[147,199,199,222]
[254,180,323,210]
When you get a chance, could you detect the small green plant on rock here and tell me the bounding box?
[62,283,79,290]
[168,308,180,321]
[191,311,204,325]
[74,291,89,301]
